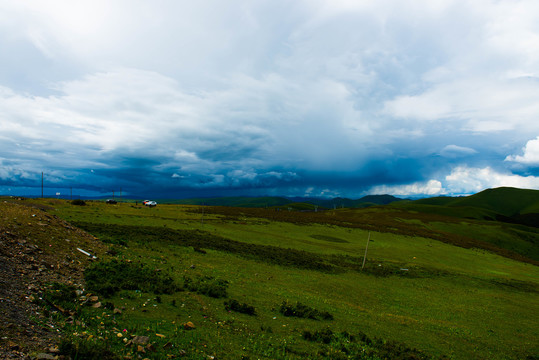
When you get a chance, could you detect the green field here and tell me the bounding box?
[32,196,538,360]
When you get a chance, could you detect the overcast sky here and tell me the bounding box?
[1,0,539,199]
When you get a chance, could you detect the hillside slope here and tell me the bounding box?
[0,199,108,358]
[397,187,539,227]
[448,187,539,216]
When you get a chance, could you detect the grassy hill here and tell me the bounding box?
[1,195,538,359]
[448,187,539,216]
[395,187,539,227]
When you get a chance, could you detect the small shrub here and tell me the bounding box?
[71,199,86,206]
[279,300,333,320]
[224,299,256,316]
[183,275,228,298]
[303,327,334,344]
[193,247,207,254]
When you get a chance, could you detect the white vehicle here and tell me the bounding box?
[144,200,157,207]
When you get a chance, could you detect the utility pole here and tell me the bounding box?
[201,206,204,225]
[361,232,371,270]
[41,172,43,198]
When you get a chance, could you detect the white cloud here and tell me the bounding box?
[384,78,539,134]
[445,166,539,193]
[505,136,539,165]
[368,166,539,196]
[368,180,443,196]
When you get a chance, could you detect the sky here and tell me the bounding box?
[1,0,539,199]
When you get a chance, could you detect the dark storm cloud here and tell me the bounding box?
[2,1,539,197]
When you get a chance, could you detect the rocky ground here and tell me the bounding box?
[0,198,108,359]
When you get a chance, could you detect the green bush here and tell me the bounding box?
[224,299,256,316]
[303,327,335,344]
[84,260,179,297]
[279,300,333,320]
[183,275,228,298]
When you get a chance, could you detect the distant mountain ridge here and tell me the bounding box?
[166,194,405,208]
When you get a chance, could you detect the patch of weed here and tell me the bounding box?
[488,278,539,293]
[224,299,256,316]
[304,327,437,360]
[303,327,336,344]
[183,275,228,298]
[42,282,79,313]
[310,234,349,243]
[84,259,180,297]
[279,300,333,320]
[59,338,119,360]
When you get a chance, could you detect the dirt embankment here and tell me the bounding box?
[0,199,107,359]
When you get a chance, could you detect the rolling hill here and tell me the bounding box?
[395,187,539,227]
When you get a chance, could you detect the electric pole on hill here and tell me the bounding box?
[201,205,205,225]
[361,232,371,270]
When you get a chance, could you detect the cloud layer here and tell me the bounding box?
[1,0,539,198]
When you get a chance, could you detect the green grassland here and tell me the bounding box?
[33,197,539,360]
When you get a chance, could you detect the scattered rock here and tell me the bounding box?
[48,347,60,354]
[131,335,150,345]
[91,302,101,308]
[183,321,196,330]
[34,353,56,359]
